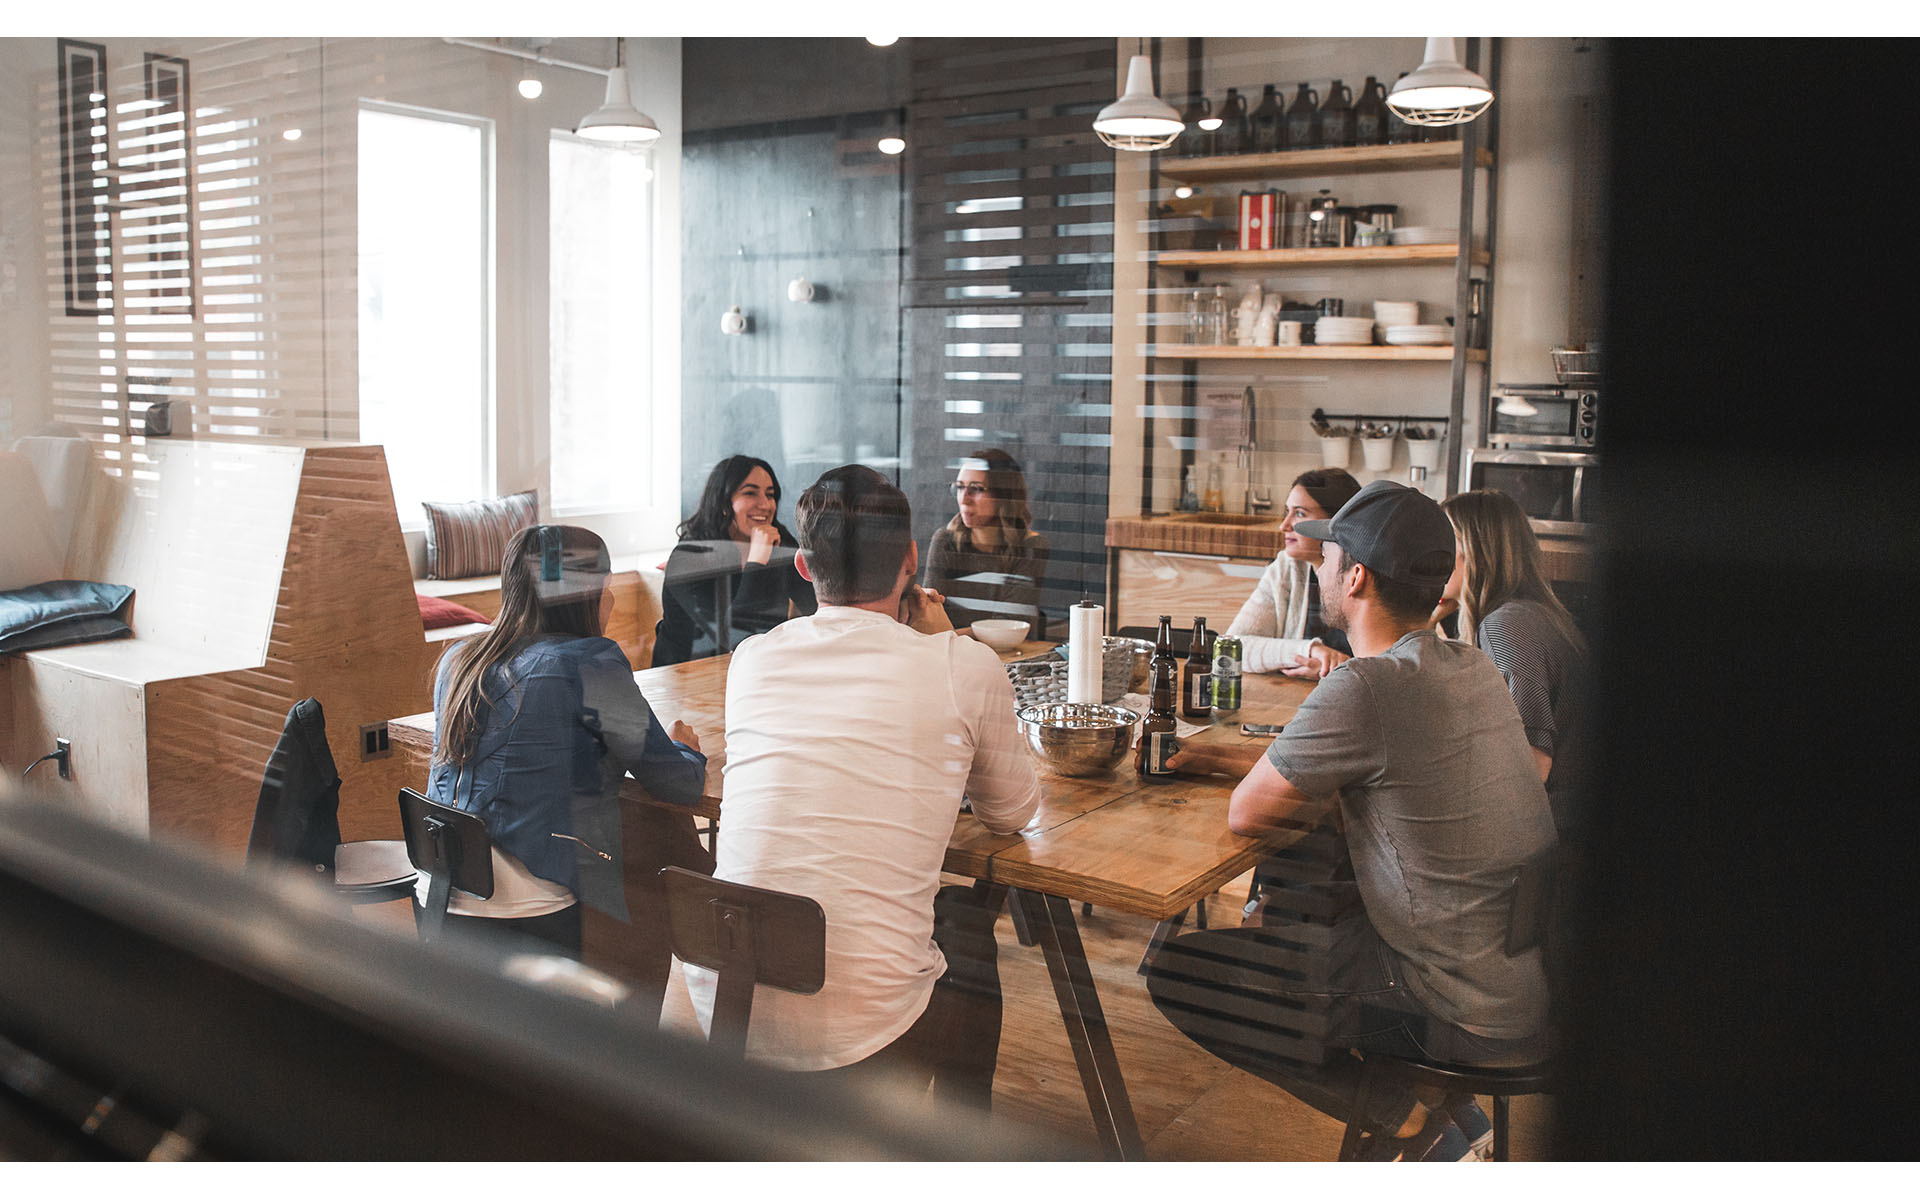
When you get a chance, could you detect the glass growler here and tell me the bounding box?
[1284,82,1320,151]
[1249,83,1285,154]
[1183,616,1213,718]
[1354,76,1390,146]
[1215,87,1250,156]
[1317,79,1355,148]
[1137,615,1179,777]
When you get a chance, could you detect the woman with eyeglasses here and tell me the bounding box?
[924,449,1050,633]
[654,454,819,666]
[429,525,708,982]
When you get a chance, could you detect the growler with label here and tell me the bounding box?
[1248,84,1285,154]
[1183,616,1213,718]
[1137,615,1180,777]
[1354,76,1390,146]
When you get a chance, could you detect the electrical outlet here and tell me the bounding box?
[359,722,391,761]
[55,738,71,780]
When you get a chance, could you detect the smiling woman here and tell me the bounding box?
[652,455,819,665]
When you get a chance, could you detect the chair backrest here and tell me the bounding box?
[399,787,494,902]
[659,866,825,1059]
[245,697,343,874]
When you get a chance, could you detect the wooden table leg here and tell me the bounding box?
[1011,887,1146,1160]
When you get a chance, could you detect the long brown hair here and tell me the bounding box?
[1290,467,1361,519]
[1440,489,1587,656]
[944,447,1034,553]
[433,524,612,767]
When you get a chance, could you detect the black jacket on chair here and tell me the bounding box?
[247,697,344,877]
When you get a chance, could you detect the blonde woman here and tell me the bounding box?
[1440,489,1589,837]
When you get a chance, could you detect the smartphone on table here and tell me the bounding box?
[1240,722,1285,736]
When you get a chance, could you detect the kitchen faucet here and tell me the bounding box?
[1238,386,1271,515]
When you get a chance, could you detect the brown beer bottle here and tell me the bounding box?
[1183,616,1213,718]
[1137,614,1179,777]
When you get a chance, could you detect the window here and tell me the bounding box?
[357,103,491,522]
[548,132,652,513]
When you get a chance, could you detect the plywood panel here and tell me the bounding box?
[1112,549,1267,634]
[64,439,302,674]
[144,444,435,858]
[9,658,148,836]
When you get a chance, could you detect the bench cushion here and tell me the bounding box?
[0,581,135,656]
[417,593,490,630]
[421,489,538,580]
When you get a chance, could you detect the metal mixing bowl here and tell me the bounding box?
[1016,702,1141,777]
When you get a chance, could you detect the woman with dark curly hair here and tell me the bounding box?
[923,448,1049,633]
[653,455,818,666]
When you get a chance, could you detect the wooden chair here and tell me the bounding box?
[246,698,416,903]
[398,786,494,941]
[1336,849,1561,1161]
[659,866,825,1059]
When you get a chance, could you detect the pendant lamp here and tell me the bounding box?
[577,38,661,145]
[1387,37,1494,127]
[1094,42,1182,153]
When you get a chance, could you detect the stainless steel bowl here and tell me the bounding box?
[1016,702,1141,777]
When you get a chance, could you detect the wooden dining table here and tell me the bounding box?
[388,638,1317,1158]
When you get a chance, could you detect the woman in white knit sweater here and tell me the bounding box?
[1224,467,1361,678]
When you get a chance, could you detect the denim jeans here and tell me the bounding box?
[1146,880,1540,1135]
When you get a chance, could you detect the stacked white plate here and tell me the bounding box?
[1392,226,1458,245]
[1382,323,1452,346]
[1374,300,1420,326]
[1314,315,1375,346]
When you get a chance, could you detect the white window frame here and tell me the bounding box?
[356,98,496,531]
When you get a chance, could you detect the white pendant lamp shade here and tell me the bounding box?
[1387,37,1493,127]
[577,64,661,144]
[1094,53,1183,152]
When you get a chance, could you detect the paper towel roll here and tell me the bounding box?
[1067,602,1104,704]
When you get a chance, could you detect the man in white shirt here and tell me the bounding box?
[684,464,1040,1108]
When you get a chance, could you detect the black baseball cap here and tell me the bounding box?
[1293,480,1455,585]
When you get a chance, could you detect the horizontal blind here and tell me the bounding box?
[30,37,496,481]
[906,38,1116,624]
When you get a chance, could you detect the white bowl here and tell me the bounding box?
[1393,226,1458,245]
[971,619,1031,651]
[1374,301,1420,322]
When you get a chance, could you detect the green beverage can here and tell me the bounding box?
[1211,635,1242,713]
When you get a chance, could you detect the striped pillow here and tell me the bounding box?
[421,490,539,580]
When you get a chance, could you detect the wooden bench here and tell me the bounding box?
[3,439,435,856]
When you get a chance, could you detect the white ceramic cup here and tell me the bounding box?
[1276,320,1302,347]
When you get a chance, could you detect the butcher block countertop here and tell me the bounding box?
[1106,512,1284,560]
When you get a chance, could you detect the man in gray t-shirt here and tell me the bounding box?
[1146,481,1557,1160]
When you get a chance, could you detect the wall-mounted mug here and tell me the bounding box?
[787,275,815,303]
[1276,320,1302,347]
[720,305,748,335]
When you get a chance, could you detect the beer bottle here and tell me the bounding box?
[1137,614,1179,777]
[1183,616,1213,718]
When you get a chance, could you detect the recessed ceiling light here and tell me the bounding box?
[282,128,303,142]
[1173,185,1193,199]
[877,136,905,155]
[866,36,899,47]
[518,76,543,100]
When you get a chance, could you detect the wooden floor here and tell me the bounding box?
[657,867,1556,1160]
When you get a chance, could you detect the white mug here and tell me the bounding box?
[1276,320,1302,347]
[720,305,748,335]
[787,276,815,303]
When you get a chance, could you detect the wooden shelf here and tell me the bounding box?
[1148,344,1485,363]
[1153,244,1487,269]
[1158,142,1493,184]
